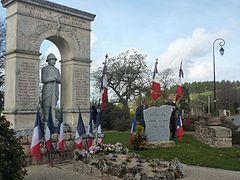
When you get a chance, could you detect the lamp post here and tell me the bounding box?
[213,38,225,116]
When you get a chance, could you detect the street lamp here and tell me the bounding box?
[213,38,225,116]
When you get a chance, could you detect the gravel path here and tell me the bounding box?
[183,164,240,180]
[24,162,103,180]
[24,162,240,180]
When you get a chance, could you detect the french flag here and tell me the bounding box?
[176,109,184,140]
[57,109,64,153]
[151,59,161,101]
[176,61,184,103]
[30,109,44,161]
[100,54,108,111]
[86,110,94,148]
[75,109,86,149]
[130,115,137,144]
[45,106,55,153]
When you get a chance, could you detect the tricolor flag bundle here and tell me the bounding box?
[86,110,94,148]
[100,54,108,111]
[45,106,55,153]
[30,109,44,161]
[151,59,161,101]
[176,109,184,140]
[176,61,184,103]
[75,109,86,149]
[130,115,137,144]
[57,109,64,153]
[96,110,103,144]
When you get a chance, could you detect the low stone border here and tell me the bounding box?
[73,151,184,180]
[19,132,76,165]
[194,121,232,148]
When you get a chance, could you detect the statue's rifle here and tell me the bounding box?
[52,79,56,123]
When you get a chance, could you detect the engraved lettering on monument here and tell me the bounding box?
[144,105,172,142]
[16,61,38,110]
[21,4,88,29]
[75,68,89,107]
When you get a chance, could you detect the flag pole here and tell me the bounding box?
[59,104,65,158]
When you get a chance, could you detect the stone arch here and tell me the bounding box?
[1,0,95,130]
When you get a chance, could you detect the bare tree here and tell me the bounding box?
[92,49,151,109]
[158,68,175,91]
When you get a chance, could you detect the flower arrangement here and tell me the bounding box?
[132,124,147,150]
[74,142,129,161]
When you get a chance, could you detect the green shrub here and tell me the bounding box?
[132,124,147,150]
[0,116,27,180]
[102,103,130,131]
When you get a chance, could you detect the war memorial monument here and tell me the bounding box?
[2,0,96,130]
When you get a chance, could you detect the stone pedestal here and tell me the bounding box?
[147,141,175,148]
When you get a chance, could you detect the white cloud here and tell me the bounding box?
[187,61,212,82]
[157,28,229,82]
[158,28,211,69]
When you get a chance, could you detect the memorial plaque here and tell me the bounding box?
[16,60,38,110]
[144,105,172,142]
[74,68,90,108]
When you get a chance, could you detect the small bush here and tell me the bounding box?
[132,124,147,150]
[0,116,27,180]
[182,114,200,131]
[102,103,130,131]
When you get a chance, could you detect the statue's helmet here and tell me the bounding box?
[46,53,57,62]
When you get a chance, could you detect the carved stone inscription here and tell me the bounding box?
[21,4,88,29]
[75,68,89,108]
[16,61,38,110]
[144,105,172,142]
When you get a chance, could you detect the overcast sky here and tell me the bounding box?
[1,0,240,83]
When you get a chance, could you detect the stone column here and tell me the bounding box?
[4,51,40,130]
[61,58,90,127]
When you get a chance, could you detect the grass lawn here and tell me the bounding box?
[104,131,240,171]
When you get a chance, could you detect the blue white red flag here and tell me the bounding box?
[30,109,44,161]
[176,109,184,140]
[100,54,108,111]
[130,115,137,144]
[45,106,55,153]
[57,109,64,153]
[151,59,161,101]
[176,61,184,103]
[75,109,86,149]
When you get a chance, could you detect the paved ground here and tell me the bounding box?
[183,164,240,180]
[24,162,240,180]
[24,162,103,180]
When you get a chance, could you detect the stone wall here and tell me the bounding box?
[194,121,232,148]
[20,132,75,165]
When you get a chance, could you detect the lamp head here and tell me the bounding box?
[219,47,224,55]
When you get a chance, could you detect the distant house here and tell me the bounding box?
[236,107,240,114]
